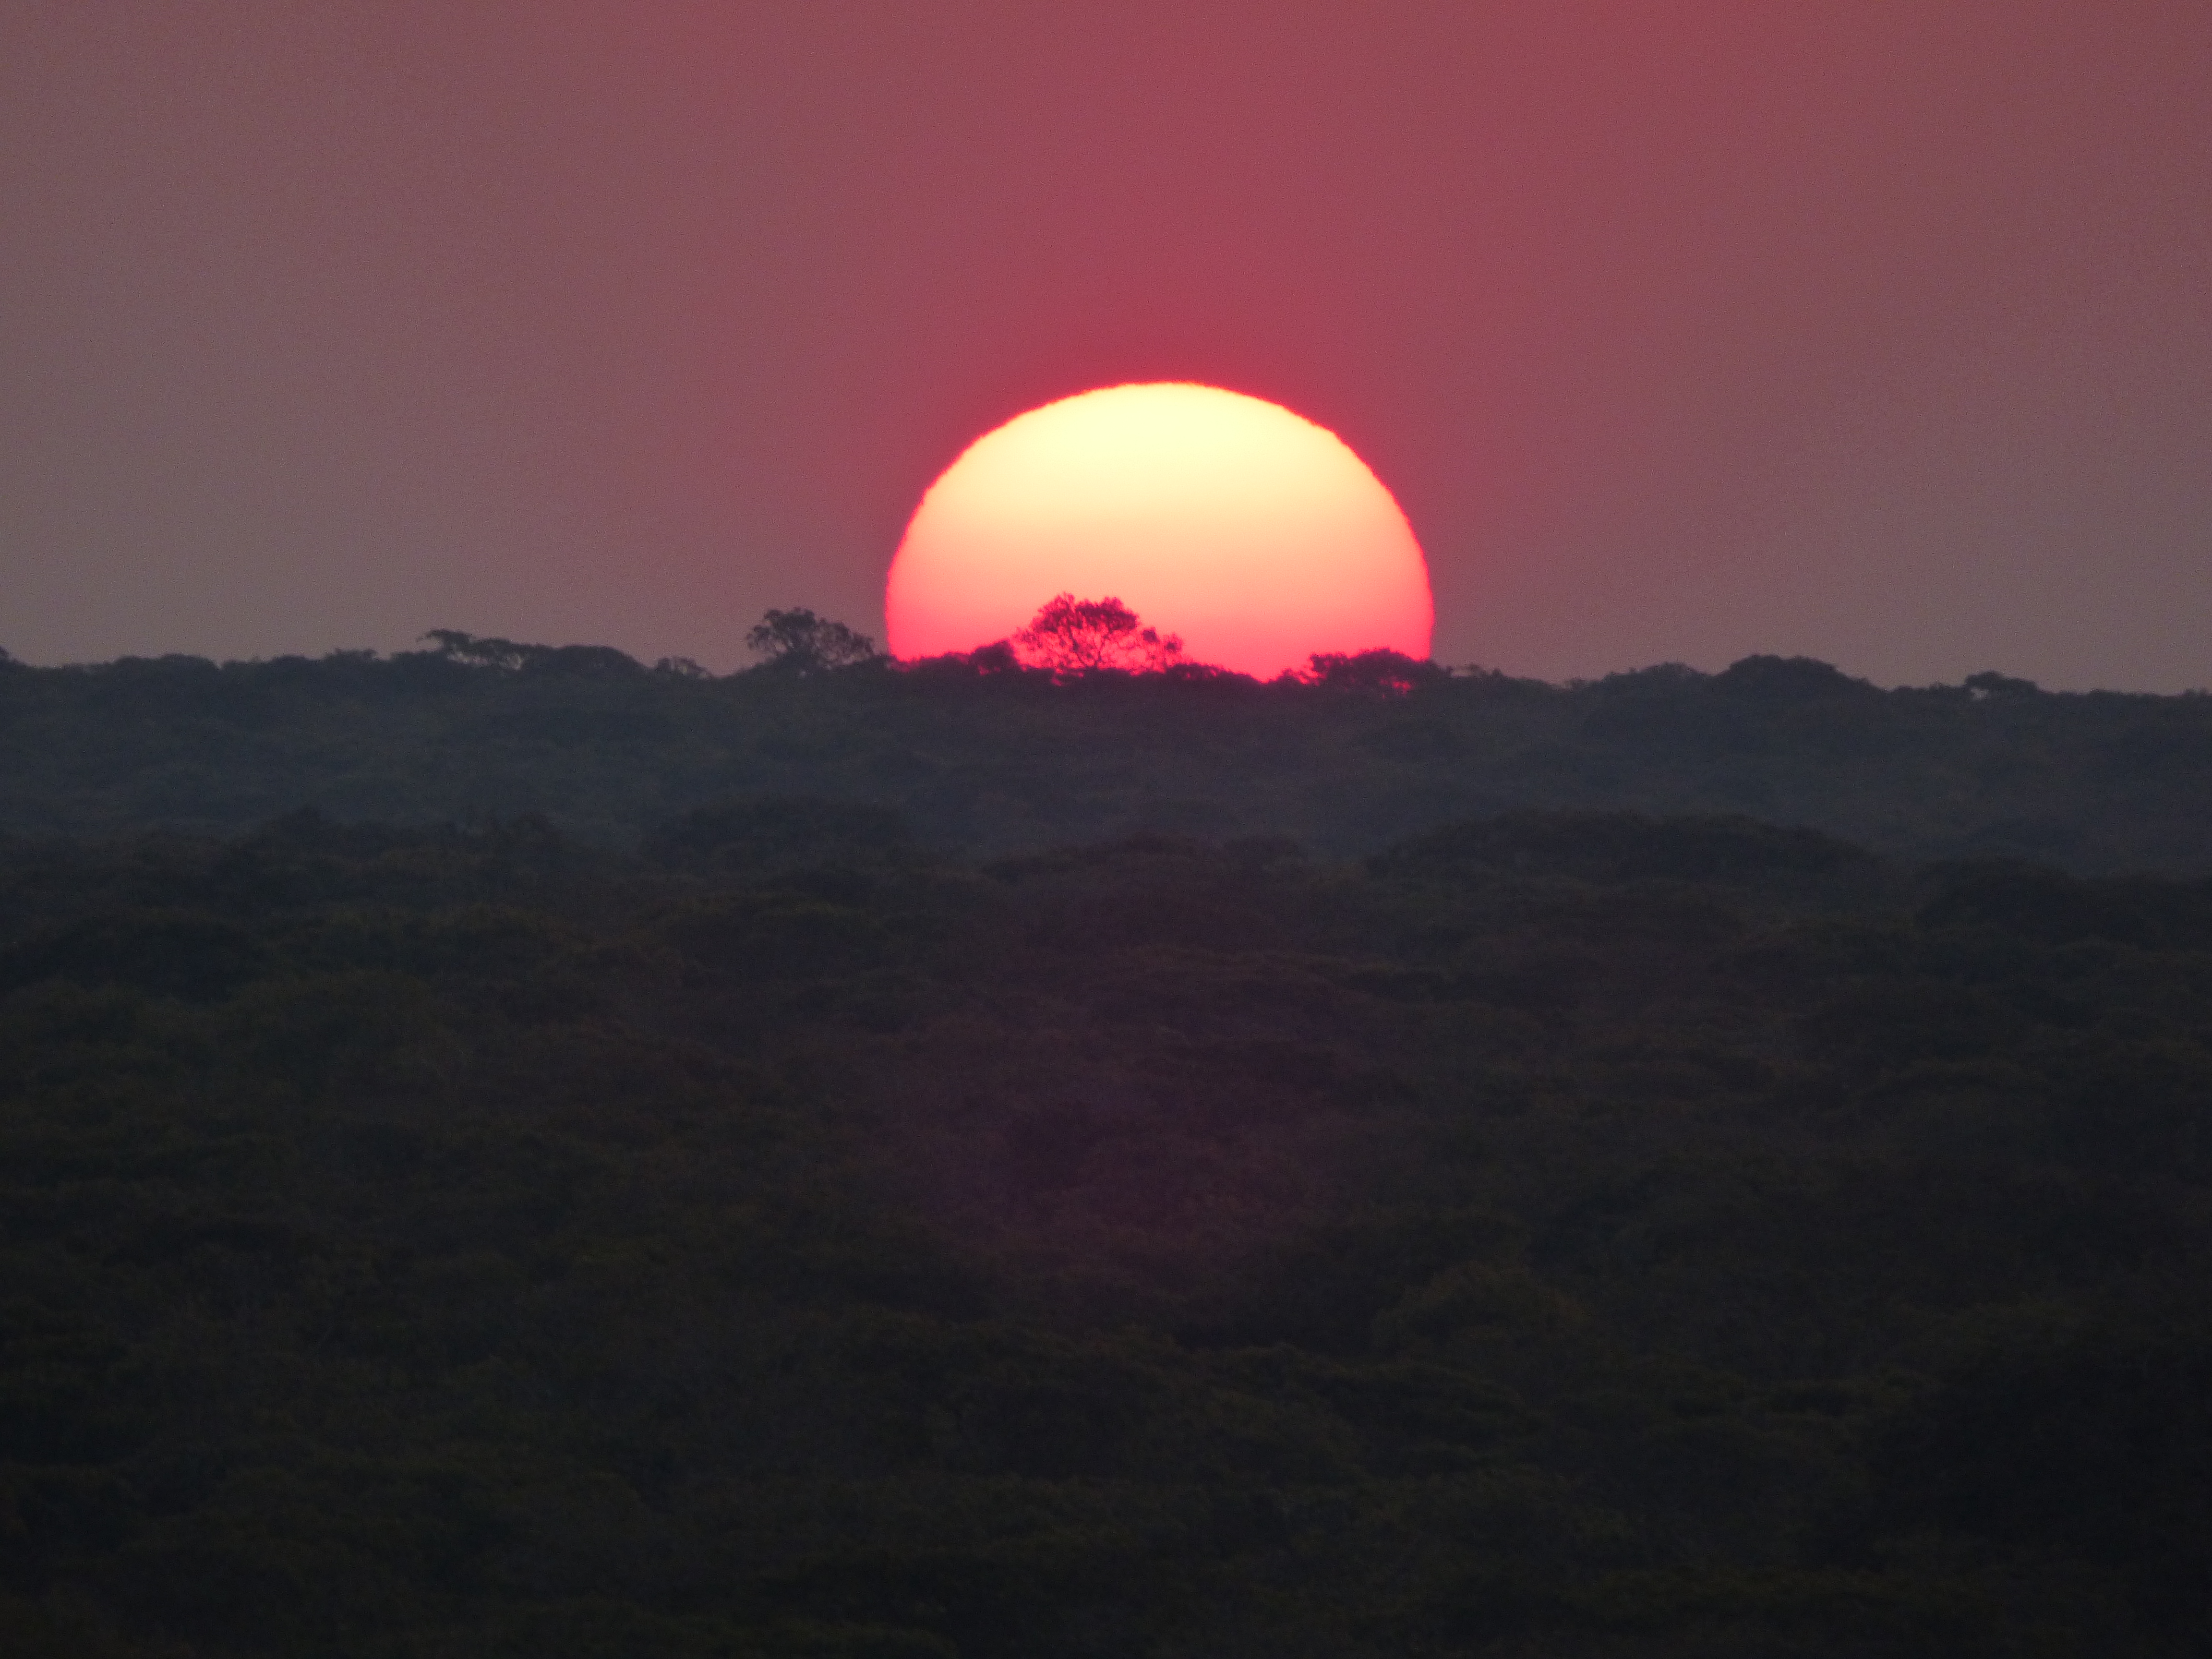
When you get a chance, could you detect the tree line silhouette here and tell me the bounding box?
[2,608,2208,871]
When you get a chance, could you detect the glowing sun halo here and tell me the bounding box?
[885,384,1433,678]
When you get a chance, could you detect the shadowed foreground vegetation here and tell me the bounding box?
[2,638,2210,870]
[1,804,2207,1656]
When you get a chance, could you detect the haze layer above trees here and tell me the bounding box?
[2,635,2210,872]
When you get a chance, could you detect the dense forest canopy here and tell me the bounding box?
[1,632,2209,871]
[0,804,2207,1655]
[2,627,2209,1654]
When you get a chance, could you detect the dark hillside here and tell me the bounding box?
[0,807,2207,1656]
[2,645,2210,869]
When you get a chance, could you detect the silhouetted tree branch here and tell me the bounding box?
[1012,594,1184,674]
[745,609,883,674]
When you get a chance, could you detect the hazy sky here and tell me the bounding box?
[4,2,2208,686]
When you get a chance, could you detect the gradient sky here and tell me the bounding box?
[3,2,2208,687]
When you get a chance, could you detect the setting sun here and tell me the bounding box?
[884,384,1433,677]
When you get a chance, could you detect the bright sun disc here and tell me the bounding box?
[885,383,1433,678]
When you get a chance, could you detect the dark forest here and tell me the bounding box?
[0,638,2208,1656]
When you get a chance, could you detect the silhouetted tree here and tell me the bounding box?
[422,629,531,670]
[1302,648,1444,695]
[745,608,883,674]
[893,639,1032,686]
[1966,671,2042,700]
[421,631,643,677]
[1013,594,1184,673]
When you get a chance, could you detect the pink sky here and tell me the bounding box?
[3,3,2208,687]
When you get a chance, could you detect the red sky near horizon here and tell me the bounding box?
[2,3,2208,689]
